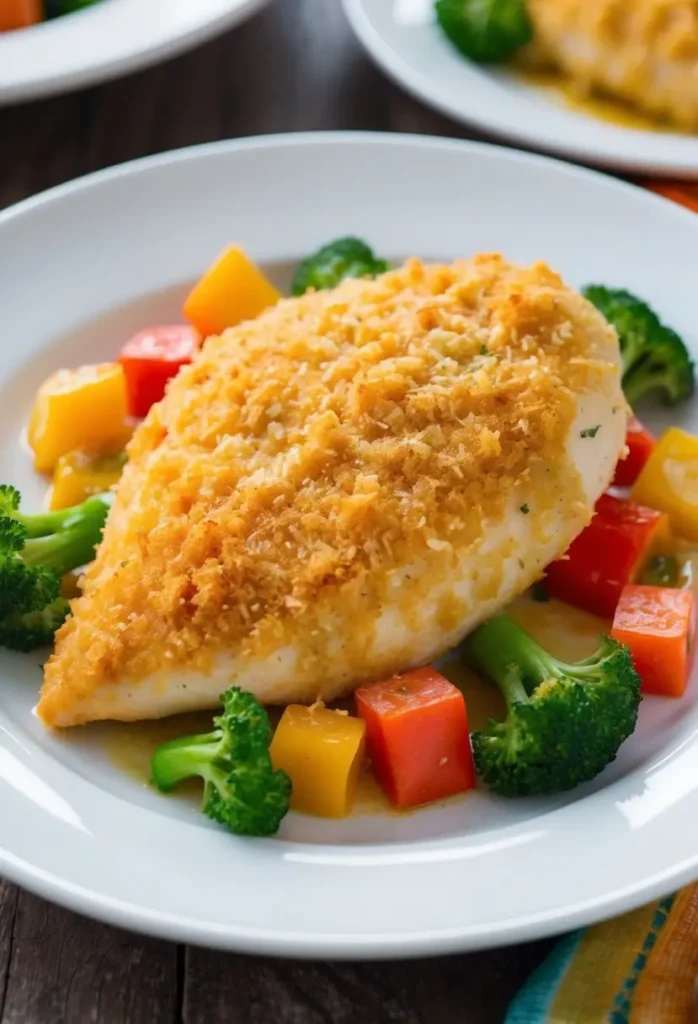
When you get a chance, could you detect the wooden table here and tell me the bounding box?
[0,2,556,1019]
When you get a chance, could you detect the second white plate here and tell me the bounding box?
[0,0,271,106]
[343,0,698,178]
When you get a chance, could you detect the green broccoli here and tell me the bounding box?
[583,286,694,406]
[45,0,101,17]
[434,0,533,63]
[0,486,112,651]
[290,237,389,296]
[151,687,291,837]
[463,613,641,797]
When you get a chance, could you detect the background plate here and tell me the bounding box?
[1,133,698,957]
[342,0,698,178]
[0,0,271,106]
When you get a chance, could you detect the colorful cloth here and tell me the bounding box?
[506,885,698,1022]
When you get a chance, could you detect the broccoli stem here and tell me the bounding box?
[21,526,103,576]
[18,496,112,576]
[151,732,220,791]
[12,495,111,539]
[464,613,557,697]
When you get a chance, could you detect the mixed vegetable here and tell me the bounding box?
[151,687,291,837]
[0,0,100,31]
[583,287,695,407]
[465,615,640,797]
[0,486,111,651]
[434,0,532,64]
[4,233,698,839]
[290,237,389,296]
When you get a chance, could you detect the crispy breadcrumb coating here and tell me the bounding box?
[527,0,698,130]
[39,255,621,725]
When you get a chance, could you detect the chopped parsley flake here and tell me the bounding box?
[580,425,601,438]
[520,503,530,514]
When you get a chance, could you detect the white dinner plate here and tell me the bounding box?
[342,0,698,178]
[1,132,698,958]
[0,0,271,106]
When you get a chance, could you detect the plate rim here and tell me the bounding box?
[2,131,698,958]
[342,0,698,179]
[3,129,696,231]
[0,0,272,106]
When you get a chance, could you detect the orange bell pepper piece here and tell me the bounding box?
[0,0,42,31]
[355,668,475,809]
[183,246,280,339]
[612,585,696,697]
[545,494,669,619]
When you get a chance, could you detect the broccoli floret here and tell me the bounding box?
[464,613,641,797]
[151,687,291,837]
[45,0,101,16]
[0,486,111,652]
[435,0,532,63]
[290,237,389,296]
[583,286,694,406]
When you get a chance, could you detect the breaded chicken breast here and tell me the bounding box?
[38,255,626,727]
[527,0,698,130]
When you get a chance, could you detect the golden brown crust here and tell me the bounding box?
[527,0,698,129]
[39,255,617,723]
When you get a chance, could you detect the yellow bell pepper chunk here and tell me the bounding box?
[49,450,127,510]
[183,245,280,339]
[269,705,366,819]
[632,427,698,541]
[28,363,131,474]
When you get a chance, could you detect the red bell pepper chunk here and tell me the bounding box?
[612,584,696,697]
[613,416,656,488]
[119,325,199,418]
[545,493,669,619]
[355,667,475,809]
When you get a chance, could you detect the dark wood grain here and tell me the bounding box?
[1,892,178,1024]
[183,941,554,1024]
[0,1,552,1020]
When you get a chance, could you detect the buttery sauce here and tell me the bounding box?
[100,706,399,814]
[512,66,685,134]
[100,591,610,818]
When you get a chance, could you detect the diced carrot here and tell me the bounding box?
[613,416,656,488]
[355,667,475,809]
[546,493,669,619]
[612,584,696,697]
[0,0,42,31]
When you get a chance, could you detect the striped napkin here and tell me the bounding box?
[505,179,698,1024]
[507,887,698,1023]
